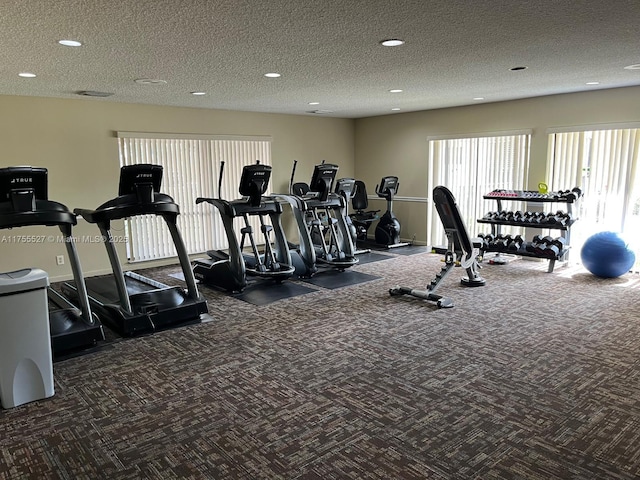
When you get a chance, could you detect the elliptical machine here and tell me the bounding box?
[374,176,411,249]
[192,161,295,292]
[276,161,358,277]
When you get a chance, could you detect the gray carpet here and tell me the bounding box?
[2,253,640,479]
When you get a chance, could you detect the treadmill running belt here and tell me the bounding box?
[84,275,156,303]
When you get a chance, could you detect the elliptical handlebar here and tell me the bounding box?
[288,160,298,195]
[218,161,225,200]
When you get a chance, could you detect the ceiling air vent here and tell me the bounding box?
[77,90,114,97]
[307,109,333,114]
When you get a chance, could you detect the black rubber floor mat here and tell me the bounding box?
[232,281,317,306]
[302,270,380,289]
[355,251,395,264]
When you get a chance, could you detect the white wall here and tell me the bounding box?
[0,95,354,280]
[354,86,640,243]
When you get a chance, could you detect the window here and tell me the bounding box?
[547,127,640,266]
[117,133,272,262]
[427,133,531,247]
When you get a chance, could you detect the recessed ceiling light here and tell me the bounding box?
[58,39,82,47]
[510,66,527,71]
[191,91,206,95]
[586,82,600,85]
[18,72,36,78]
[624,64,640,70]
[264,72,281,78]
[134,78,167,85]
[389,89,403,93]
[473,97,485,100]
[391,108,401,111]
[380,39,405,47]
[77,90,114,97]
[308,102,320,105]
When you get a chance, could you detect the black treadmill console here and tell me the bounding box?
[377,176,399,200]
[0,166,48,212]
[239,163,272,207]
[309,163,339,202]
[118,164,163,203]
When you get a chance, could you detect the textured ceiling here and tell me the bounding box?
[2,0,640,118]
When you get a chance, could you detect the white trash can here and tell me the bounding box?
[0,268,54,409]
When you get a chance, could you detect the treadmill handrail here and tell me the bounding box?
[75,193,180,224]
[0,192,96,328]
[0,200,77,229]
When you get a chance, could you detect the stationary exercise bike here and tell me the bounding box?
[349,180,379,250]
[374,176,410,249]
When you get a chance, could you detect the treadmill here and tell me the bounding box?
[62,164,208,337]
[0,166,104,356]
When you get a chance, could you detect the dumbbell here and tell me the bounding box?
[527,212,538,224]
[556,188,582,202]
[528,212,545,224]
[544,212,559,225]
[525,239,537,253]
[563,187,583,202]
[560,212,574,226]
[526,234,546,253]
[495,234,512,251]
[539,213,554,225]
[513,210,524,222]
[536,236,566,257]
[507,235,524,252]
[482,233,495,250]
[549,237,567,257]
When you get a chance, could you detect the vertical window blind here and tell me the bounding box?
[427,133,531,247]
[547,127,640,265]
[117,133,272,262]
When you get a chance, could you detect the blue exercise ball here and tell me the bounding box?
[581,231,636,278]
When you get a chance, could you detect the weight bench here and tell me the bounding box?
[389,185,485,308]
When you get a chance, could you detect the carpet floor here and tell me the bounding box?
[2,252,640,479]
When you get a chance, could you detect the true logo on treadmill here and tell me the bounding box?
[10,177,33,184]
[135,173,154,178]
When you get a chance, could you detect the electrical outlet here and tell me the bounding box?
[56,255,65,265]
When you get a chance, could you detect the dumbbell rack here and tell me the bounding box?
[477,189,581,272]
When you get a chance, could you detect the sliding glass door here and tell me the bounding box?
[547,128,640,266]
[428,133,531,247]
